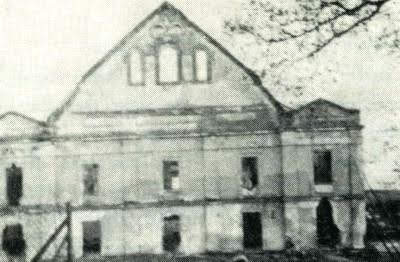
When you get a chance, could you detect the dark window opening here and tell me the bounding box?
[313,151,332,185]
[163,215,181,252]
[6,164,23,206]
[241,157,259,190]
[163,161,179,191]
[2,224,26,256]
[317,197,340,247]
[83,164,99,196]
[83,221,101,254]
[243,212,263,249]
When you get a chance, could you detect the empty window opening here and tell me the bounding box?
[241,157,259,190]
[83,221,101,254]
[163,161,179,191]
[128,50,144,85]
[317,197,340,247]
[2,224,26,256]
[313,150,332,185]
[194,49,209,81]
[83,164,99,196]
[163,215,181,252]
[158,45,179,83]
[6,163,23,206]
[242,212,263,249]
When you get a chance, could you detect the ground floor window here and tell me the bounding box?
[163,215,181,252]
[2,224,25,256]
[242,212,263,249]
[82,221,101,255]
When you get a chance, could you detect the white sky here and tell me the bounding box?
[1,0,400,186]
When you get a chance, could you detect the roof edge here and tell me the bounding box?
[0,111,47,126]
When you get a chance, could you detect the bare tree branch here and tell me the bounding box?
[225,0,394,62]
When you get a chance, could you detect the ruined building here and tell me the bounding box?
[0,2,366,260]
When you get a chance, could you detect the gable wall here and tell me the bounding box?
[56,7,279,135]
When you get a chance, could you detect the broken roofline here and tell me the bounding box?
[286,98,360,115]
[0,111,47,127]
[47,1,285,123]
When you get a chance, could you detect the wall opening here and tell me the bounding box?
[83,164,99,196]
[128,49,144,85]
[6,163,23,206]
[242,212,263,249]
[82,221,102,255]
[163,215,181,252]
[163,161,179,191]
[2,224,26,256]
[158,45,180,83]
[317,197,340,247]
[194,49,209,81]
[241,157,259,191]
[313,150,333,185]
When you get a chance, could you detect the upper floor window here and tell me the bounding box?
[313,150,332,185]
[241,157,259,190]
[163,161,179,191]
[158,45,180,84]
[6,163,23,206]
[128,50,144,85]
[83,164,99,196]
[194,49,210,82]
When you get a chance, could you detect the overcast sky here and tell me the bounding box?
[1,0,400,186]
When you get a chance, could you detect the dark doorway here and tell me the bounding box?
[317,198,340,247]
[163,215,181,252]
[242,212,263,249]
[82,221,101,255]
[6,164,23,206]
[2,224,26,256]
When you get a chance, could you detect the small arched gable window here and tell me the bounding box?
[194,49,210,82]
[158,45,180,83]
[127,49,144,85]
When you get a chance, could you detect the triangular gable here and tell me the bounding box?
[291,98,359,116]
[0,112,47,138]
[286,98,360,129]
[48,1,284,123]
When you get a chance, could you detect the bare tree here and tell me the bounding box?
[224,0,400,103]
[225,0,398,63]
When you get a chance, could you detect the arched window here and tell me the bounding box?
[194,49,210,81]
[128,50,144,85]
[158,45,180,83]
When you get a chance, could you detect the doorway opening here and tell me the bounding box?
[2,224,26,256]
[163,215,181,252]
[82,221,102,255]
[242,212,263,249]
[317,197,340,247]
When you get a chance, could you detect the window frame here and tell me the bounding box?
[156,43,182,85]
[6,163,23,207]
[241,156,259,191]
[313,150,333,185]
[162,160,180,192]
[192,47,212,83]
[126,48,145,86]
[83,163,100,197]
